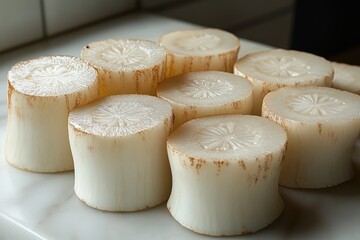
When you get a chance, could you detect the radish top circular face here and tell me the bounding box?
[168,115,287,161]
[68,95,173,137]
[264,86,360,123]
[234,49,333,84]
[81,39,166,72]
[160,28,239,56]
[8,56,97,97]
[157,71,253,106]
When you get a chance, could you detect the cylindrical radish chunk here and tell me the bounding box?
[5,56,98,172]
[332,63,360,172]
[234,49,334,115]
[81,39,166,96]
[332,62,360,95]
[262,86,360,188]
[160,28,240,78]
[157,71,253,129]
[167,115,287,236]
[68,95,174,211]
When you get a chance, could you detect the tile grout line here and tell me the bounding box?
[144,0,201,12]
[39,0,48,38]
[225,5,294,33]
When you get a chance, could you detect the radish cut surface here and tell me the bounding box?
[81,38,166,96]
[6,56,98,172]
[157,71,253,129]
[160,28,239,78]
[167,115,287,236]
[68,94,173,211]
[263,86,360,188]
[234,49,333,115]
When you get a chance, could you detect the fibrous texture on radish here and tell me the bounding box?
[68,94,174,211]
[157,71,253,129]
[234,49,334,115]
[167,115,287,236]
[5,56,98,172]
[262,86,360,188]
[160,28,240,78]
[81,38,166,96]
[331,62,360,95]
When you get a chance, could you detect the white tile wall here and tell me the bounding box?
[235,11,294,49]
[0,0,43,52]
[158,0,294,29]
[0,0,295,52]
[43,0,137,36]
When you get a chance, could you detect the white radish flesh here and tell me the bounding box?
[5,56,98,172]
[157,71,253,129]
[81,39,166,96]
[332,62,360,95]
[68,95,173,211]
[167,115,287,236]
[234,49,334,115]
[160,28,240,78]
[262,86,360,188]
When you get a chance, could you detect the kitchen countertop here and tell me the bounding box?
[1,12,360,240]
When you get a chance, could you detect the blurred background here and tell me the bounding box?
[1,0,358,64]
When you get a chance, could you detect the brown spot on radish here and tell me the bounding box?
[324,74,333,86]
[195,159,206,173]
[7,82,14,111]
[204,55,211,69]
[238,160,246,170]
[317,123,322,134]
[280,141,288,165]
[135,70,141,92]
[137,130,147,141]
[64,94,70,111]
[252,162,262,184]
[213,160,229,175]
[71,124,90,136]
[189,157,195,167]
[263,153,273,180]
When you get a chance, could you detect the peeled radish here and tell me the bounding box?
[68,94,173,211]
[332,62,360,95]
[167,115,287,236]
[262,86,360,188]
[234,49,334,115]
[157,71,253,129]
[81,38,166,96]
[5,56,98,172]
[160,28,240,78]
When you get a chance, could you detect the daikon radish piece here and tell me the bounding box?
[331,63,360,173]
[160,28,240,78]
[157,71,253,129]
[332,62,360,94]
[68,95,173,211]
[234,49,334,115]
[81,39,166,96]
[262,86,360,188]
[5,56,98,172]
[167,115,287,236]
